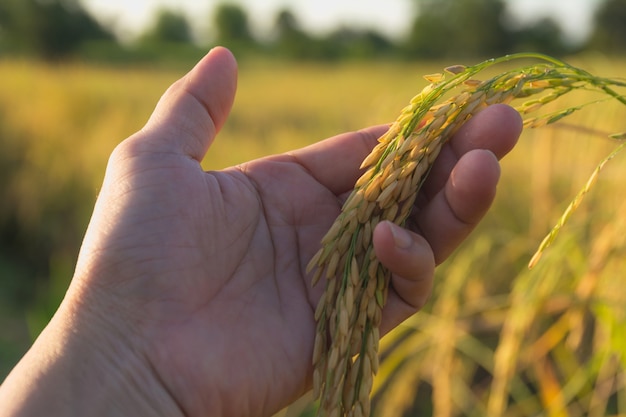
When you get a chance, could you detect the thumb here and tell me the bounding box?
[142,47,238,161]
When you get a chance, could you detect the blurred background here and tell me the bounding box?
[1,0,626,415]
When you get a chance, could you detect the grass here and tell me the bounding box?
[0,54,625,416]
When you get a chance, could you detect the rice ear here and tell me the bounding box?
[310,52,626,417]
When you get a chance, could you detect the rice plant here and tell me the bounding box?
[308,52,626,417]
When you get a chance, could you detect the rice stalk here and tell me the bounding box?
[308,52,626,417]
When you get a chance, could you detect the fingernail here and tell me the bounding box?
[388,222,412,249]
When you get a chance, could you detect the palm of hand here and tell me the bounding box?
[81,135,368,416]
[149,155,343,417]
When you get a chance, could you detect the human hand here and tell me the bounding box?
[0,47,521,417]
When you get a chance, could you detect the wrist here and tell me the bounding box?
[0,283,183,417]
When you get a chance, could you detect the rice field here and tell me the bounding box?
[1,54,625,416]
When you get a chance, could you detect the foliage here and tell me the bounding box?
[1,1,624,63]
[212,3,255,54]
[213,1,577,61]
[326,28,395,60]
[140,8,193,45]
[510,17,570,56]
[405,0,511,59]
[270,9,321,60]
[586,0,626,53]
[267,10,395,62]
[0,0,113,60]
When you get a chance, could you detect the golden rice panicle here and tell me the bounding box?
[310,53,626,417]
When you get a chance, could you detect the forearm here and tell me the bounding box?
[0,295,182,417]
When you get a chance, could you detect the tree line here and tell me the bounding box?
[0,0,625,62]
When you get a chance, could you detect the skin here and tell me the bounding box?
[0,47,522,417]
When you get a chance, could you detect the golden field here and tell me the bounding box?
[1,54,625,416]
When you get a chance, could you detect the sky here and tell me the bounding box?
[81,0,602,45]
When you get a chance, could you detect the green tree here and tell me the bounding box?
[326,27,394,60]
[586,0,626,53]
[213,3,254,48]
[141,9,193,44]
[405,0,511,59]
[512,17,570,55]
[0,0,113,60]
[272,9,315,59]
[270,9,394,61]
